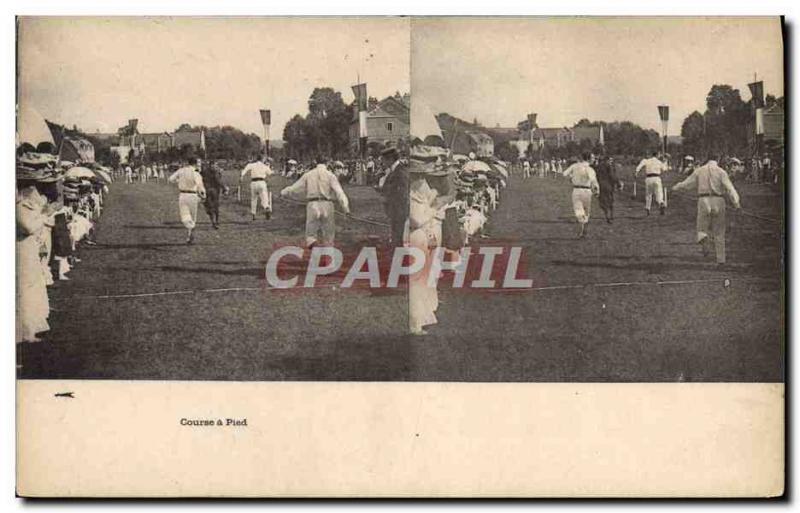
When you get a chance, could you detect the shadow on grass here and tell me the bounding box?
[91,242,206,251]
[17,333,420,381]
[155,265,266,278]
[551,259,753,274]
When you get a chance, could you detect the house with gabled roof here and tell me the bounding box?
[349,95,410,152]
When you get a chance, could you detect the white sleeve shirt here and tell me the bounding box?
[281,165,349,211]
[673,161,740,208]
[169,166,206,194]
[241,161,273,180]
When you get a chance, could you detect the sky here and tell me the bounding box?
[411,17,783,135]
[17,17,410,145]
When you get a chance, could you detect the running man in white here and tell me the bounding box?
[635,150,669,216]
[280,160,350,247]
[563,153,600,239]
[672,155,741,264]
[240,156,274,221]
[168,160,206,244]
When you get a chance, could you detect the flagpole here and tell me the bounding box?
[754,72,759,157]
[55,124,66,166]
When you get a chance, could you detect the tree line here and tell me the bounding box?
[680,84,783,158]
[283,87,408,161]
[19,124,268,167]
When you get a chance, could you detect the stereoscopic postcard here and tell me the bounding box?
[15,16,784,497]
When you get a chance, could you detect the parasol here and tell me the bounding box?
[410,144,449,161]
[93,168,113,183]
[489,162,509,178]
[18,152,57,168]
[64,166,96,180]
[462,160,492,173]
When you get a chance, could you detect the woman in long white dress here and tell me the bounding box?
[407,175,445,335]
[16,186,51,343]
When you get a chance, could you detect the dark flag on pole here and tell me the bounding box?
[45,119,68,149]
[748,81,765,109]
[657,106,669,157]
[527,113,537,151]
[44,120,95,163]
[748,80,765,154]
[352,83,368,111]
[352,83,368,158]
[259,109,271,157]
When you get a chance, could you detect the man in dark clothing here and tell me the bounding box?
[377,146,409,247]
[595,156,622,223]
[199,159,227,229]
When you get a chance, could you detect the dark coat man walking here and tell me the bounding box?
[595,156,622,223]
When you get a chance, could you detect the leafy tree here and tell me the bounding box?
[495,140,519,163]
[178,144,197,162]
[200,125,262,161]
[282,87,354,161]
[283,114,312,160]
[307,87,350,158]
[108,151,121,169]
[766,94,784,110]
[679,84,763,159]
[680,111,705,156]
[368,96,379,111]
[704,84,749,155]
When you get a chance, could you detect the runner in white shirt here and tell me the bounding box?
[635,151,669,216]
[563,153,600,239]
[240,156,274,221]
[672,156,741,264]
[280,161,350,247]
[168,160,206,244]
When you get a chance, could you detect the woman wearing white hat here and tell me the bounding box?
[16,185,52,343]
[406,165,453,336]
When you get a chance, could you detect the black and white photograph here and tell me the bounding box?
[407,17,784,382]
[16,16,413,380]
[13,14,786,498]
[16,16,784,382]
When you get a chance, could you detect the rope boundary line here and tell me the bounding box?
[54,277,778,301]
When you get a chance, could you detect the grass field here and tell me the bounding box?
[18,166,784,381]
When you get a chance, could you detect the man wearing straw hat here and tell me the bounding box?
[683,155,696,176]
[280,158,350,247]
[672,155,741,265]
[378,144,409,247]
